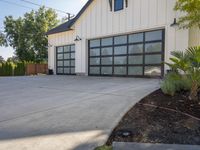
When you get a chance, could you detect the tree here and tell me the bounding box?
[0,56,5,63]
[175,0,200,29]
[4,7,59,62]
[7,56,19,63]
[0,32,7,47]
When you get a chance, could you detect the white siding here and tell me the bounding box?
[48,31,75,73]
[48,0,189,75]
[189,27,200,47]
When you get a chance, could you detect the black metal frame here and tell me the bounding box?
[114,0,124,11]
[56,44,76,75]
[109,0,112,11]
[88,29,165,78]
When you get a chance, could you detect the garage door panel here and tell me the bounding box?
[114,67,127,75]
[89,29,164,77]
[128,66,143,76]
[129,33,144,43]
[102,47,113,56]
[128,44,143,54]
[101,67,112,75]
[145,54,162,64]
[114,36,127,45]
[114,46,127,55]
[56,44,75,75]
[129,55,143,65]
[145,66,161,76]
[102,38,113,46]
[145,30,162,41]
[145,42,162,53]
[90,48,100,56]
[101,57,113,65]
[114,56,127,65]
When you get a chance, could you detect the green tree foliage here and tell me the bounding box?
[4,7,59,62]
[0,56,5,63]
[0,32,7,47]
[175,0,200,29]
[163,46,200,101]
[7,56,19,63]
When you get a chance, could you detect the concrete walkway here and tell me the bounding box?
[0,76,159,150]
[113,142,200,150]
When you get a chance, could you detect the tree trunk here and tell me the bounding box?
[189,82,199,101]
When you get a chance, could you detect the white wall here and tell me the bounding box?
[48,31,75,73]
[48,0,189,75]
[189,27,200,47]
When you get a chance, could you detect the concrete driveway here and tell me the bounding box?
[0,76,159,150]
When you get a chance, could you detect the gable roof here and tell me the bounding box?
[46,18,75,35]
[46,0,94,35]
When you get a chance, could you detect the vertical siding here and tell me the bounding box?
[48,0,190,74]
[48,31,75,73]
[189,27,200,47]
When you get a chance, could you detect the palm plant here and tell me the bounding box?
[185,47,200,100]
[166,46,200,101]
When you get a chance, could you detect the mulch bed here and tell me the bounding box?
[107,89,200,145]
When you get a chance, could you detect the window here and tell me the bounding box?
[114,0,124,11]
[88,29,164,77]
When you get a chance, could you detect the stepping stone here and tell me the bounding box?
[113,142,200,150]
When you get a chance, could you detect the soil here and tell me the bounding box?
[107,89,200,145]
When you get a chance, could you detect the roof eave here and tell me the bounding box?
[46,28,74,36]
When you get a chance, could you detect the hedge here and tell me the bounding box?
[0,62,26,76]
[14,62,26,76]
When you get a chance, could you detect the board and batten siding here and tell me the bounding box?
[48,31,75,71]
[189,27,200,47]
[48,0,189,74]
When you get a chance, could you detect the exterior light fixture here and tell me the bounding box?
[45,43,53,48]
[125,0,128,7]
[170,18,178,27]
[74,35,82,41]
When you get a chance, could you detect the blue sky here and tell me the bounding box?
[0,0,88,60]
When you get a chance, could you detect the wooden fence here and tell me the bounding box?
[26,64,48,75]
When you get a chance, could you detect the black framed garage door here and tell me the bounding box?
[88,29,165,77]
[56,44,75,75]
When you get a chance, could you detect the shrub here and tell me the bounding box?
[0,62,26,76]
[161,72,191,96]
[14,62,26,76]
[165,46,200,100]
[0,62,13,76]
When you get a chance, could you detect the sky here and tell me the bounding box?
[0,0,88,60]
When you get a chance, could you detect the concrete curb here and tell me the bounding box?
[113,142,200,150]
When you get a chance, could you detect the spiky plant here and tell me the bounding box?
[166,46,200,101]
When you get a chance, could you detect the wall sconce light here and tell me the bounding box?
[74,35,82,41]
[170,18,178,27]
[46,43,53,48]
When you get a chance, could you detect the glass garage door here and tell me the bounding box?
[88,29,164,77]
[56,45,75,75]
